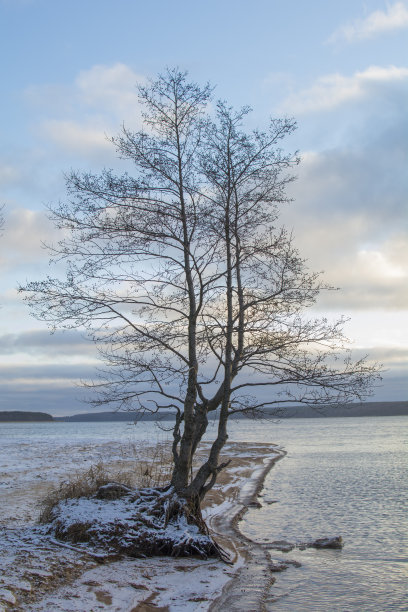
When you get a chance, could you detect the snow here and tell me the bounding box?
[44,486,214,559]
[28,557,233,611]
[0,426,282,610]
[0,590,16,605]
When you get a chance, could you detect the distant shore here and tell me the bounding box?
[51,400,408,420]
[1,401,407,422]
[0,410,53,422]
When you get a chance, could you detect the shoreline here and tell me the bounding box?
[0,441,284,611]
[206,444,285,611]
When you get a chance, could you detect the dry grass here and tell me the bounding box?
[38,443,224,559]
[39,443,173,524]
[131,443,173,489]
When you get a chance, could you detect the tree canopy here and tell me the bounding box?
[21,69,380,501]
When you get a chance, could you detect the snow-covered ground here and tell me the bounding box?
[0,425,281,611]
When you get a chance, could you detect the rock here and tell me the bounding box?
[310,536,343,549]
[247,501,262,508]
[95,483,132,500]
[269,560,289,572]
[269,536,343,553]
[285,559,302,568]
[268,540,295,552]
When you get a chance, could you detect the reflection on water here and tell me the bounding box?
[233,417,408,611]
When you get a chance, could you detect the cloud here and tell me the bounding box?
[0,361,99,415]
[0,363,97,382]
[0,370,95,415]
[0,353,120,414]
[75,63,145,118]
[280,58,408,297]
[280,65,408,114]
[27,62,145,119]
[329,2,408,43]
[0,385,87,415]
[301,232,408,310]
[0,347,404,412]
[0,163,19,186]
[356,346,408,368]
[349,345,408,401]
[29,63,146,157]
[283,139,408,310]
[0,208,59,268]
[0,329,103,415]
[0,329,97,358]
[320,238,408,309]
[42,120,112,156]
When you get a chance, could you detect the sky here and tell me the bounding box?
[0,0,407,415]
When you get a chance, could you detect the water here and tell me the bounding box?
[1,416,407,610]
[0,419,166,477]
[0,420,167,523]
[231,417,408,611]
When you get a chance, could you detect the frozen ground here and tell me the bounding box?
[0,429,281,611]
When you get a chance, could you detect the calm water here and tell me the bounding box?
[2,416,407,610]
[232,417,408,611]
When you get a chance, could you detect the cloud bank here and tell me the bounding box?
[329,2,408,43]
[280,65,408,114]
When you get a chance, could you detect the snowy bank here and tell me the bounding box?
[0,439,283,611]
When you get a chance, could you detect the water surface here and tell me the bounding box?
[234,417,408,611]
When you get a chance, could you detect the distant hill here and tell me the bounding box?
[54,411,168,422]
[249,401,408,419]
[55,401,408,422]
[0,411,54,422]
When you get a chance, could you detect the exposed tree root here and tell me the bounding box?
[42,484,227,560]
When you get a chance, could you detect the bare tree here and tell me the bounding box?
[21,70,380,507]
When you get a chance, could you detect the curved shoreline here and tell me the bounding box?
[206,444,286,611]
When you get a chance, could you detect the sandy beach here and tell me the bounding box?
[0,439,284,611]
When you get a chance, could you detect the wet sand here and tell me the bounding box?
[204,442,285,611]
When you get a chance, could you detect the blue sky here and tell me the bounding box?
[1,0,407,414]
